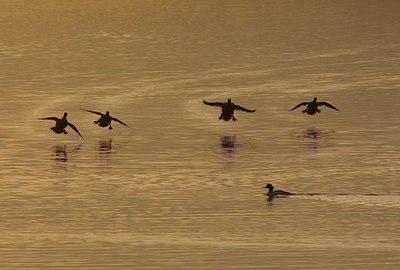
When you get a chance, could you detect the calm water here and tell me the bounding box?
[1,1,400,269]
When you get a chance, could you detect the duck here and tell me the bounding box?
[203,98,256,121]
[265,183,294,198]
[290,97,339,115]
[83,110,130,130]
[39,112,83,139]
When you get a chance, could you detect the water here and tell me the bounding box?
[1,1,400,269]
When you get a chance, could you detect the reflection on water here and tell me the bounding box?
[298,128,336,150]
[220,135,236,151]
[219,135,240,171]
[98,139,112,162]
[53,143,82,163]
[265,196,274,204]
[304,128,322,140]
[99,139,112,154]
[304,128,321,150]
[220,135,236,164]
[53,145,67,162]
[53,144,82,174]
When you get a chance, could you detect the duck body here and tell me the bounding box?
[84,110,129,130]
[96,113,113,128]
[265,183,293,198]
[51,126,67,134]
[290,97,339,115]
[53,114,69,131]
[220,101,237,121]
[203,98,256,121]
[304,99,319,115]
[39,112,83,138]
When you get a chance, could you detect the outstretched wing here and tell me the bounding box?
[203,100,223,107]
[235,105,256,113]
[290,102,309,111]
[83,109,103,115]
[318,102,339,111]
[39,117,59,121]
[112,117,130,128]
[67,123,83,139]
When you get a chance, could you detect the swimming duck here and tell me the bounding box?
[39,112,83,139]
[290,97,339,115]
[203,98,256,121]
[265,183,293,198]
[84,110,129,130]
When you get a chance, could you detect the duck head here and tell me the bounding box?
[106,111,110,116]
[62,112,68,118]
[265,183,274,191]
[227,98,232,103]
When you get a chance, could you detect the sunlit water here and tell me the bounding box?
[1,1,400,269]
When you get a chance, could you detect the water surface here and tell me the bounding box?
[1,1,400,269]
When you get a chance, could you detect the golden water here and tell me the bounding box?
[1,1,400,269]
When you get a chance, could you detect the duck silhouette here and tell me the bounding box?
[39,112,83,138]
[265,183,294,198]
[290,97,339,115]
[203,98,256,121]
[84,110,129,130]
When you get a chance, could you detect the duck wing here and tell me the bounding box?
[112,117,130,128]
[290,102,309,111]
[203,100,223,107]
[39,117,59,121]
[318,102,339,111]
[67,123,83,139]
[235,105,256,113]
[83,109,103,115]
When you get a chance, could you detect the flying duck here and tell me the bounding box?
[84,110,129,130]
[203,98,256,121]
[290,97,339,115]
[265,183,294,198]
[39,112,83,138]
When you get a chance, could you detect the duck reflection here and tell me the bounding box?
[220,135,236,164]
[98,139,112,163]
[220,135,236,152]
[54,145,68,162]
[304,128,322,139]
[304,128,321,150]
[99,139,112,157]
[53,144,82,162]
[266,196,274,204]
[53,144,82,174]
